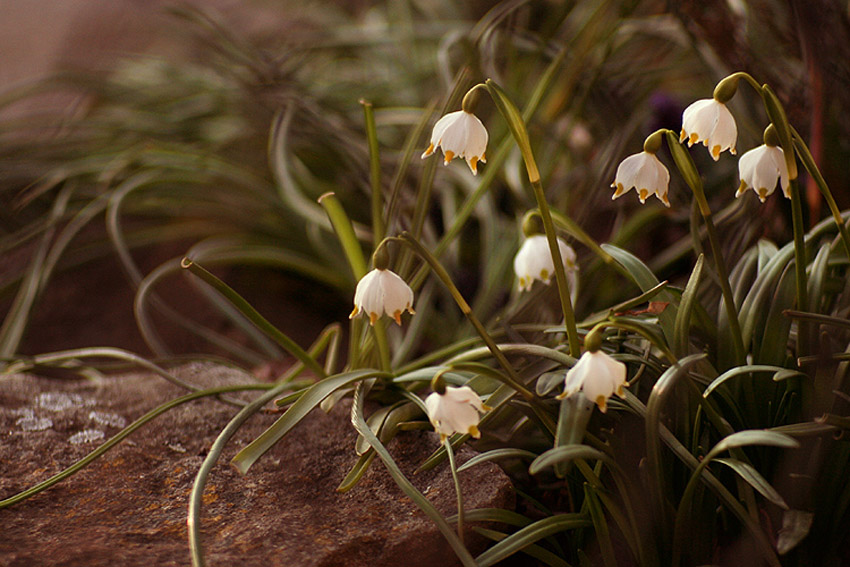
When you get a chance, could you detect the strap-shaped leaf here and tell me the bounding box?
[714,457,788,509]
[231,369,389,474]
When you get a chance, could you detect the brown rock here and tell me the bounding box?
[0,363,514,566]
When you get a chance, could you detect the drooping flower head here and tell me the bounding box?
[680,98,738,161]
[513,234,578,293]
[558,346,627,412]
[349,268,415,326]
[736,125,790,202]
[611,150,670,207]
[425,385,489,441]
[421,110,488,175]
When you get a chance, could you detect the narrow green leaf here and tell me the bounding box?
[601,243,679,345]
[706,430,799,460]
[457,449,538,472]
[336,451,375,492]
[703,365,805,399]
[537,370,566,396]
[585,484,618,567]
[714,457,788,509]
[674,254,704,357]
[231,369,389,474]
[475,514,592,567]
[350,383,477,567]
[756,264,796,365]
[530,444,611,475]
[472,527,571,567]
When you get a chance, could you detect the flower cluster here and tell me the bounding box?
[612,89,792,205]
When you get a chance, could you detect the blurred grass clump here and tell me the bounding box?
[4,1,850,566]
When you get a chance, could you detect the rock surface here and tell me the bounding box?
[0,363,514,566]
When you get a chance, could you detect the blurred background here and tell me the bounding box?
[1,0,849,366]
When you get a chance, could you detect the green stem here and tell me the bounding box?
[408,50,567,290]
[318,192,368,279]
[398,233,535,400]
[483,79,580,357]
[791,127,850,259]
[189,383,291,567]
[444,438,465,545]
[361,100,386,247]
[664,130,746,366]
[788,177,810,356]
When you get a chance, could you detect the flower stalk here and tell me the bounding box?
[398,232,535,400]
[662,130,746,366]
[482,79,581,358]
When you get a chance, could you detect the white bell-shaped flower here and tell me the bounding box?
[349,268,415,326]
[736,144,790,202]
[611,151,670,207]
[421,110,488,175]
[513,234,578,294]
[559,350,627,412]
[680,98,737,161]
[425,385,488,441]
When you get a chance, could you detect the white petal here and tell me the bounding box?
[350,268,414,325]
[513,235,577,291]
[424,386,485,438]
[612,151,669,205]
[681,99,737,160]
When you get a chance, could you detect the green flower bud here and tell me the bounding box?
[713,74,740,104]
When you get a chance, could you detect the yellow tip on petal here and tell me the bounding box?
[481,404,493,411]
[595,396,608,413]
[468,157,479,175]
[616,385,626,398]
[480,152,486,163]
[468,425,481,438]
[393,310,403,325]
[735,181,747,198]
[688,133,699,147]
[368,312,379,325]
[679,129,687,143]
[612,182,625,198]
[660,194,671,207]
[349,306,360,319]
[443,150,455,165]
[758,187,768,202]
[539,268,549,282]
[421,143,435,159]
[710,145,721,160]
[639,189,649,203]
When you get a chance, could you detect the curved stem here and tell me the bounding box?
[791,127,850,259]
[787,177,810,356]
[483,79,580,357]
[397,233,535,400]
[189,383,291,567]
[663,130,746,366]
[444,438,465,545]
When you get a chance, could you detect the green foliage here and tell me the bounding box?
[4,1,850,566]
